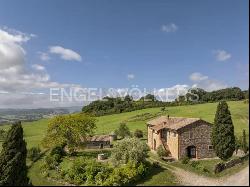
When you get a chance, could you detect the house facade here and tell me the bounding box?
[147,116,215,160]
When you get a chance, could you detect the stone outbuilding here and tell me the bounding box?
[147,116,215,160]
[86,133,117,149]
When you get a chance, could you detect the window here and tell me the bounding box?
[173,132,176,137]
[208,145,213,150]
[189,131,193,139]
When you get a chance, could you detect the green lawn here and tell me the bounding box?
[136,166,179,186]
[28,160,62,186]
[0,101,249,150]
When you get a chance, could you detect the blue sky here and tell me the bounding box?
[0,0,249,108]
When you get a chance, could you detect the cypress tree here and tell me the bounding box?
[0,121,31,186]
[212,101,235,160]
[242,129,248,154]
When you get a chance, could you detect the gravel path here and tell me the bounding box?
[171,165,249,186]
[149,158,249,186]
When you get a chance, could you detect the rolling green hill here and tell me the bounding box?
[0,101,249,150]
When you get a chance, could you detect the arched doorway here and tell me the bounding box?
[186,145,196,158]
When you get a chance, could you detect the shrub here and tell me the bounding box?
[50,145,66,157]
[181,156,190,164]
[40,154,61,171]
[27,147,41,161]
[62,157,151,186]
[111,138,149,165]
[156,145,168,158]
[105,161,150,186]
[190,161,200,168]
[214,162,225,174]
[152,161,160,168]
[134,129,143,138]
[197,165,209,173]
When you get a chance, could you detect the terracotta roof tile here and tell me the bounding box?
[86,135,110,142]
[147,116,201,131]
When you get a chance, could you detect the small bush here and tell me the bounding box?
[134,129,143,138]
[27,147,41,161]
[181,156,190,164]
[50,145,66,157]
[214,162,225,174]
[197,165,209,173]
[190,161,200,168]
[152,161,160,168]
[156,145,168,157]
[40,154,62,171]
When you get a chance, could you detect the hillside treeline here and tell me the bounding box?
[82,87,248,116]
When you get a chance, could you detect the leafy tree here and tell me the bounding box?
[0,121,31,186]
[124,95,133,102]
[241,129,248,154]
[42,113,96,153]
[134,129,143,138]
[186,88,206,102]
[176,95,186,103]
[111,138,149,165]
[212,101,235,160]
[114,123,131,139]
[144,94,157,102]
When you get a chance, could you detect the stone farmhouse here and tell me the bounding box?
[147,116,215,160]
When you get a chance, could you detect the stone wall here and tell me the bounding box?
[86,141,111,149]
[178,120,215,159]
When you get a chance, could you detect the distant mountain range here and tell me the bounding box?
[0,106,82,125]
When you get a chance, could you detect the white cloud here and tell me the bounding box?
[0,28,79,93]
[49,46,82,62]
[155,84,189,101]
[161,23,178,33]
[189,72,208,82]
[32,64,45,71]
[213,50,232,62]
[0,92,85,109]
[38,52,50,61]
[127,74,135,80]
[0,27,33,43]
[189,72,227,91]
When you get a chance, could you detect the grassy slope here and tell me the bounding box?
[95,100,249,137]
[0,101,249,150]
[0,101,248,186]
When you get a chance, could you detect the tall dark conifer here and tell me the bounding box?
[0,121,31,186]
[242,129,248,154]
[212,101,235,160]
